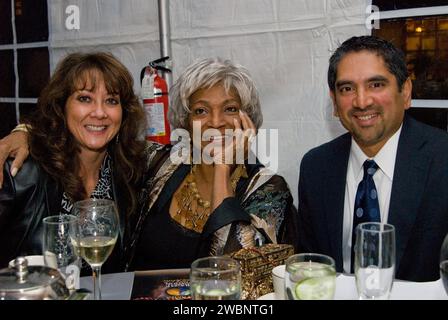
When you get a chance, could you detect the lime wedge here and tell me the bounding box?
[294,276,335,300]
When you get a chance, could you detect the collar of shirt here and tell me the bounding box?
[350,124,403,181]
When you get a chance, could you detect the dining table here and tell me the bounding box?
[80,270,447,300]
[79,272,135,300]
[259,273,447,300]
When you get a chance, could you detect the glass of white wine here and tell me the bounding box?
[190,256,241,300]
[70,199,119,300]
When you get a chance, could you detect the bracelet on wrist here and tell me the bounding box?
[11,123,30,133]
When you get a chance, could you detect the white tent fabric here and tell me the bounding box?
[48,0,370,205]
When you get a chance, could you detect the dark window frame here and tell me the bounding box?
[0,0,49,136]
[372,2,448,109]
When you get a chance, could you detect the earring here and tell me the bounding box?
[115,133,120,144]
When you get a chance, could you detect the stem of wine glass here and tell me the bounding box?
[92,266,102,300]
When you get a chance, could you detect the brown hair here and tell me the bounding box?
[28,52,146,218]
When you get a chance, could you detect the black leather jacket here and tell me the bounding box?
[0,158,129,273]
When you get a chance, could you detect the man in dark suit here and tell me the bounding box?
[298,35,448,282]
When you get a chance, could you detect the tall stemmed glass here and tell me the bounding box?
[70,199,119,300]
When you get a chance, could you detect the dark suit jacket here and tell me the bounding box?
[0,158,130,273]
[297,115,448,281]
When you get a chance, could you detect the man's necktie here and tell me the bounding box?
[351,159,381,272]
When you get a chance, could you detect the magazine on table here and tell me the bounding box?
[131,268,191,300]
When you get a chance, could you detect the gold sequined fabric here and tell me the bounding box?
[229,243,294,299]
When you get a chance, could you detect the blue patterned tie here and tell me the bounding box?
[351,159,381,272]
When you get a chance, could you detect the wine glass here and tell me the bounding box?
[190,256,241,300]
[42,214,81,290]
[440,233,448,295]
[70,199,119,300]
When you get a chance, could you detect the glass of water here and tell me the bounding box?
[284,253,336,300]
[42,214,81,290]
[355,222,395,300]
[190,256,241,300]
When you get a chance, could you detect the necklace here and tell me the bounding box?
[172,164,247,233]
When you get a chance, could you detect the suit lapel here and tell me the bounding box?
[388,116,430,271]
[324,134,351,270]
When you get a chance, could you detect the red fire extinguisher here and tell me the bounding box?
[140,56,171,144]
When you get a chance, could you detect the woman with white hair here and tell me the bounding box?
[125,57,297,270]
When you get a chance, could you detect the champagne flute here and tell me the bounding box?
[70,199,119,300]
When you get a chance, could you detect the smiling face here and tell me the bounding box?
[65,71,122,154]
[188,83,242,149]
[330,50,412,157]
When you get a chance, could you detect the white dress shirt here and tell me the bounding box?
[342,125,402,274]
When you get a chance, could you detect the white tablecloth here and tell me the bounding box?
[260,273,447,300]
[79,270,446,300]
[335,274,446,300]
[80,272,134,300]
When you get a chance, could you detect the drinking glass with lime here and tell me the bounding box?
[284,253,336,300]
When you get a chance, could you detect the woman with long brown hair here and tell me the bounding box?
[0,52,147,272]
